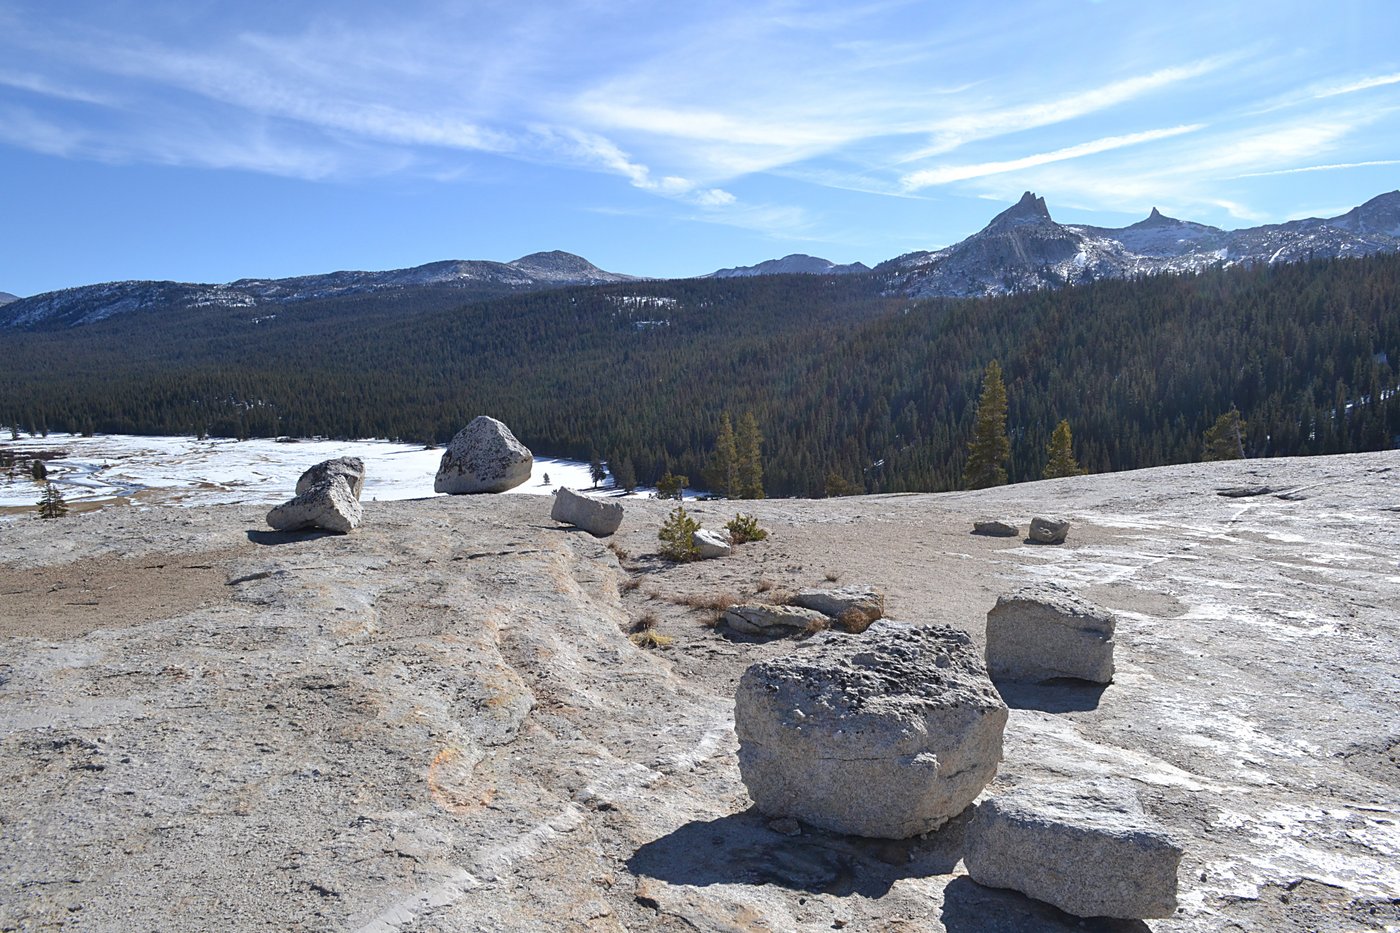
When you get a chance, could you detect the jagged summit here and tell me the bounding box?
[986,191,1053,229]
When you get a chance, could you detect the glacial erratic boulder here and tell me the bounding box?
[973,520,1020,537]
[550,487,624,537]
[1028,516,1070,544]
[267,475,363,534]
[790,585,884,625]
[735,620,1008,838]
[963,779,1183,920]
[985,583,1115,684]
[434,416,533,494]
[295,456,365,501]
[692,529,731,559]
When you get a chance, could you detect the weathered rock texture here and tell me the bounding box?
[986,583,1116,683]
[550,487,624,537]
[722,603,829,637]
[434,416,533,494]
[266,475,363,533]
[791,585,884,621]
[963,779,1184,919]
[973,520,1020,537]
[692,529,731,559]
[295,456,365,501]
[735,621,1008,837]
[1028,516,1070,544]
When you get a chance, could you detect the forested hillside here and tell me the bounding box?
[3,255,1397,496]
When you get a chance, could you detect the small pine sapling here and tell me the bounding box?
[724,512,769,545]
[37,482,68,520]
[657,506,701,562]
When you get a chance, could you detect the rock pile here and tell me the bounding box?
[963,779,1183,919]
[985,583,1116,683]
[550,487,624,537]
[267,457,365,534]
[434,416,533,494]
[734,621,1008,837]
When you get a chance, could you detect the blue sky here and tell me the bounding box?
[1,0,1397,296]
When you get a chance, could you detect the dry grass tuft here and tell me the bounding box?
[629,612,661,633]
[803,614,832,635]
[755,578,776,593]
[629,629,674,649]
[669,591,740,612]
[607,541,630,561]
[619,576,642,593]
[823,570,842,583]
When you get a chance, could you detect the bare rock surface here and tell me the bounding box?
[963,778,1183,919]
[265,474,363,533]
[295,456,366,500]
[2,450,1398,931]
[550,486,624,537]
[986,582,1116,683]
[735,621,1008,837]
[433,415,532,494]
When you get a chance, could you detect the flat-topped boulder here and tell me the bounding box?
[963,779,1184,919]
[266,474,363,534]
[722,603,829,637]
[434,416,533,494]
[790,585,884,626]
[735,621,1008,838]
[985,583,1116,683]
[550,487,624,537]
[295,456,365,501]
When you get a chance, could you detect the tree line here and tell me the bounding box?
[2,253,1397,497]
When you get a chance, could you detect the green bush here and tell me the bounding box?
[725,512,768,545]
[658,505,700,562]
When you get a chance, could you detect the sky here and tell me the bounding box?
[1,0,1398,297]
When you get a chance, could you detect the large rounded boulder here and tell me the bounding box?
[434,416,533,494]
[735,620,1008,838]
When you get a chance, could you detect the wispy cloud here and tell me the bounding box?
[899,57,1229,161]
[0,69,117,105]
[902,125,1204,190]
[1235,159,1400,178]
[1312,71,1400,99]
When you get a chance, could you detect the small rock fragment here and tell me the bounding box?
[692,529,731,559]
[963,779,1183,919]
[1028,516,1069,544]
[551,487,624,537]
[973,520,1019,537]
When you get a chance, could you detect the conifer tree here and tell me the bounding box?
[589,453,607,488]
[736,411,765,499]
[707,412,738,497]
[963,360,1010,489]
[37,482,68,519]
[1043,419,1085,479]
[1202,408,1247,461]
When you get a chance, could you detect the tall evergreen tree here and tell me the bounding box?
[1043,419,1085,479]
[964,360,1010,489]
[37,482,68,519]
[707,412,738,497]
[589,453,607,488]
[1202,408,1247,461]
[736,411,765,499]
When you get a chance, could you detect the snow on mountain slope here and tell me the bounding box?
[705,254,871,278]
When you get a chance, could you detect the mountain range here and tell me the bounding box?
[3,190,1398,329]
[0,251,635,329]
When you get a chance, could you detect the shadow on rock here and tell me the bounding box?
[940,876,1151,933]
[245,529,337,546]
[628,807,966,897]
[994,678,1108,712]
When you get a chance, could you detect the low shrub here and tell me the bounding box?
[725,513,769,545]
[658,506,700,562]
